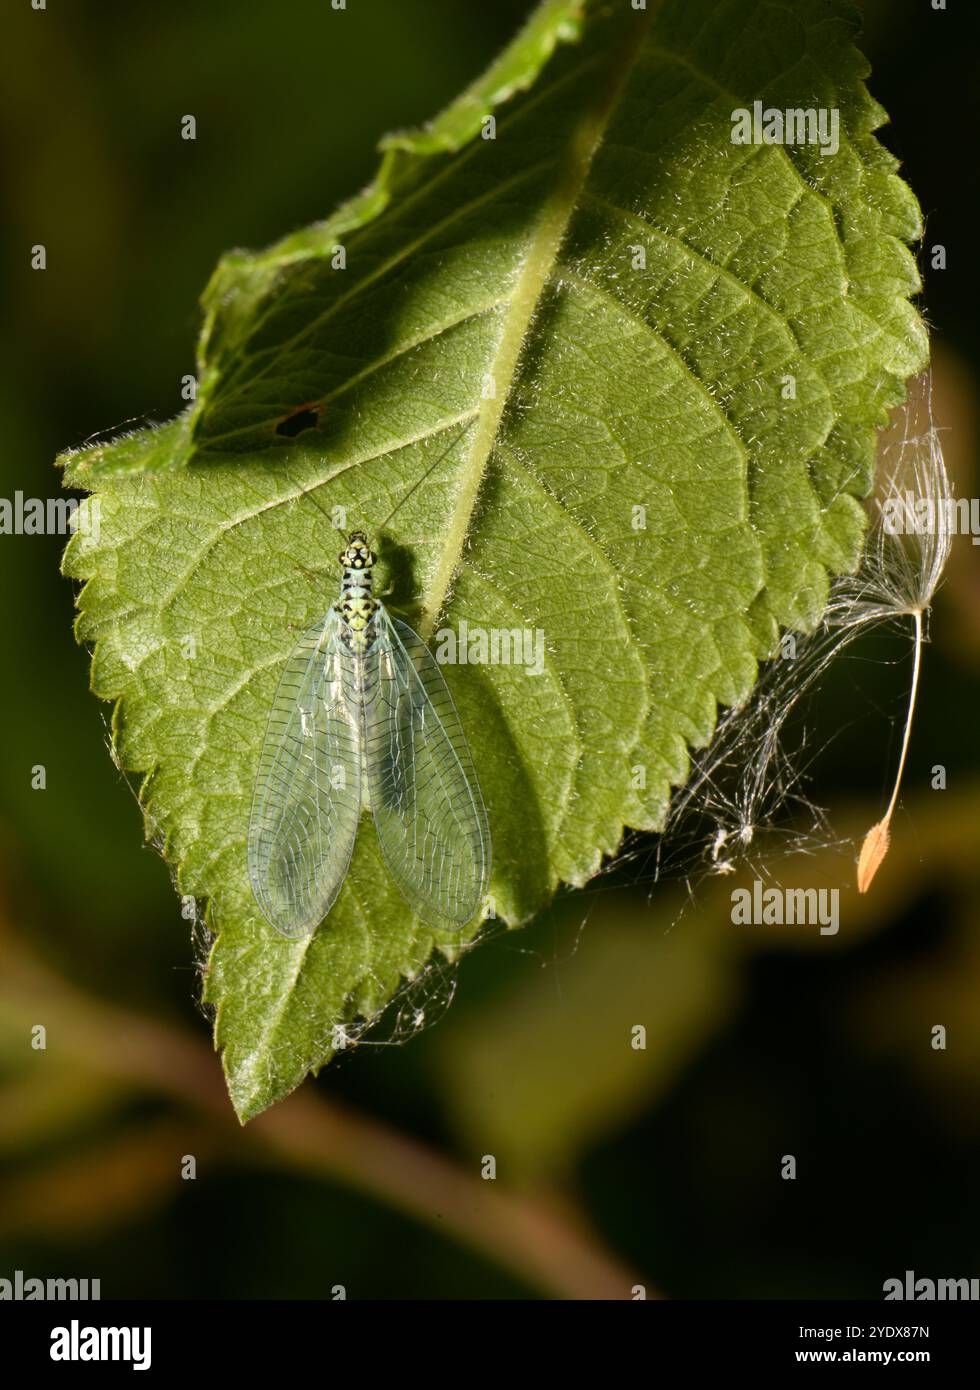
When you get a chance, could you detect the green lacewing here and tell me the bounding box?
[247,423,490,936]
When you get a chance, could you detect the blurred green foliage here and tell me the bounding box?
[1,0,979,1299]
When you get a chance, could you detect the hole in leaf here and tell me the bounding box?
[275,405,320,437]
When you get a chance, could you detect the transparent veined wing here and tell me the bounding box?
[248,609,362,937]
[363,607,490,928]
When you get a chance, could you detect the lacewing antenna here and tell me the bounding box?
[275,415,477,533]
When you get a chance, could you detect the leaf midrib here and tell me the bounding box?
[421,5,658,638]
[204,44,609,408]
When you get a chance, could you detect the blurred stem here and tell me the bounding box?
[0,931,646,1300]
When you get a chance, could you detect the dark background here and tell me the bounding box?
[1,0,978,1299]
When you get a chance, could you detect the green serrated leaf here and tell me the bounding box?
[60,0,926,1121]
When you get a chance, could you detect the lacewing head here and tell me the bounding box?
[339,532,376,570]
